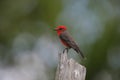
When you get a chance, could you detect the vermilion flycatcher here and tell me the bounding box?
[54,25,85,59]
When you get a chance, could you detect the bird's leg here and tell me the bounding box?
[66,48,69,53]
[63,48,66,53]
[63,48,69,53]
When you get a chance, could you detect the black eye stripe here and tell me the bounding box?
[59,28,63,30]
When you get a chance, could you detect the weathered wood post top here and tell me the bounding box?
[55,51,86,80]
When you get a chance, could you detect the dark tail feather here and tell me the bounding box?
[75,48,85,59]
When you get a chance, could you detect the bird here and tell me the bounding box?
[54,25,85,59]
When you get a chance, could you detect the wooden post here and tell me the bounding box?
[55,51,86,80]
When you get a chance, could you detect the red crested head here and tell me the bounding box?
[54,25,67,35]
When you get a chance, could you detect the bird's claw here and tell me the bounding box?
[63,48,69,53]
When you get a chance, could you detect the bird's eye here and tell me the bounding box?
[59,28,63,30]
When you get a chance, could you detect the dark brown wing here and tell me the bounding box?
[59,31,85,58]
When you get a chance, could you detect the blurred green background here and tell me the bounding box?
[0,0,120,80]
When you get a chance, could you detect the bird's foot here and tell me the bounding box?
[63,48,69,53]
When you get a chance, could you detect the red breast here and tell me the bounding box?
[54,25,70,47]
[60,39,70,47]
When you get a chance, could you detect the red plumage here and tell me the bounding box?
[54,25,85,59]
